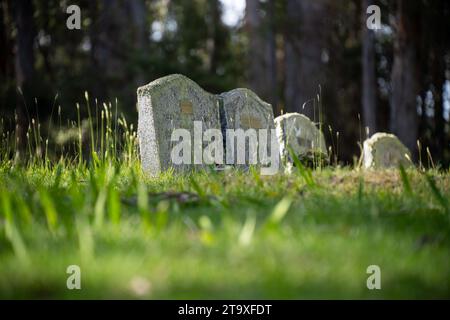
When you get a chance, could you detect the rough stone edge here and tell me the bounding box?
[274,112,327,154]
[137,74,221,176]
[137,74,215,102]
[219,88,272,110]
[362,132,413,169]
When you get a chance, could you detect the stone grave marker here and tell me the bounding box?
[138,75,280,175]
[137,74,221,175]
[220,88,278,169]
[274,113,327,172]
[362,132,413,169]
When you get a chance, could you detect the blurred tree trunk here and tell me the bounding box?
[390,0,420,155]
[361,0,377,136]
[0,0,10,76]
[430,49,445,162]
[428,0,448,164]
[36,0,54,83]
[127,0,148,88]
[10,0,36,151]
[207,0,221,75]
[246,0,278,110]
[415,0,449,165]
[90,0,148,99]
[284,0,328,120]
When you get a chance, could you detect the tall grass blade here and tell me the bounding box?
[358,176,364,203]
[94,188,107,228]
[190,175,206,198]
[239,213,256,246]
[266,197,293,227]
[287,146,315,187]
[39,190,58,232]
[108,186,121,225]
[1,191,29,263]
[137,180,151,231]
[425,174,448,212]
[399,164,413,196]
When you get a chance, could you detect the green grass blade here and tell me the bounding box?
[39,190,58,232]
[108,186,121,225]
[53,163,63,189]
[239,213,256,246]
[94,188,107,228]
[190,175,206,198]
[266,197,293,227]
[1,191,29,263]
[425,174,448,212]
[358,176,364,203]
[399,164,413,196]
[287,146,315,187]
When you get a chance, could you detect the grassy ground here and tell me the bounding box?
[0,102,449,299]
[0,159,449,299]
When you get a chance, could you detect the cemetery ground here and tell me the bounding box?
[0,157,449,299]
[0,106,449,299]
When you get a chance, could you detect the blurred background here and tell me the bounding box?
[0,0,449,166]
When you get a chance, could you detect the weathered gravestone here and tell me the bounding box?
[362,132,413,169]
[220,88,278,169]
[274,113,327,172]
[137,74,221,175]
[138,75,279,176]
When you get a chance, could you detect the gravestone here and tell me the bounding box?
[138,75,280,176]
[274,113,327,172]
[137,74,221,175]
[362,132,413,169]
[220,88,278,169]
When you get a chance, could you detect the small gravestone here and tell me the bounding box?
[363,132,413,169]
[274,113,327,172]
[137,74,221,175]
[220,88,278,169]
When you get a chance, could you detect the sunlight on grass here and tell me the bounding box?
[0,105,449,299]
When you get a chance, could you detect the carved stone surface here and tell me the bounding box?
[137,74,221,175]
[363,132,413,169]
[220,88,276,167]
[275,113,327,171]
[138,75,279,175]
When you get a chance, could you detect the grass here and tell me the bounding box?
[0,162,449,299]
[0,99,449,299]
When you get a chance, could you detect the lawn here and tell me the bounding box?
[0,158,449,299]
